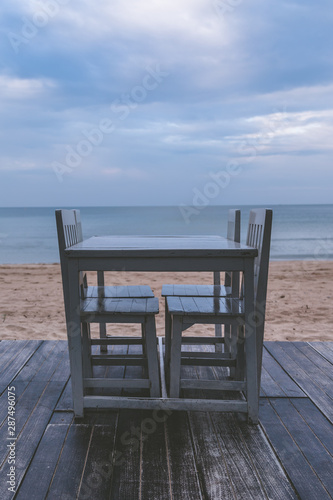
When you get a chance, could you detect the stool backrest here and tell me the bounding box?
[55,209,87,320]
[246,209,273,307]
[245,208,273,386]
[57,209,82,247]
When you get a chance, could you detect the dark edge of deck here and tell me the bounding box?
[0,340,332,499]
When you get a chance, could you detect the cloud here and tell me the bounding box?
[0,0,332,205]
[0,74,55,99]
[231,108,333,159]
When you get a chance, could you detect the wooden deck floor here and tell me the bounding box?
[0,340,332,499]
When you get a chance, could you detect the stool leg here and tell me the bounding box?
[244,324,259,424]
[144,316,160,397]
[141,323,146,357]
[235,325,245,381]
[97,271,107,353]
[214,271,222,352]
[82,322,92,379]
[164,299,171,381]
[99,323,107,353]
[141,322,148,379]
[224,324,231,353]
[169,315,183,398]
[225,324,238,378]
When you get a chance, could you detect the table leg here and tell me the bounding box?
[243,259,258,424]
[67,258,84,417]
[144,316,160,398]
[169,316,183,398]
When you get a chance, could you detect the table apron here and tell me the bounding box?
[74,256,253,272]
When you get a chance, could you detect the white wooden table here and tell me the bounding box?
[64,235,258,416]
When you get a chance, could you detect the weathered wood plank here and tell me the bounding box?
[260,365,286,398]
[0,345,70,496]
[165,411,203,500]
[292,342,333,381]
[164,351,203,497]
[14,341,66,382]
[53,350,72,411]
[140,411,171,500]
[211,413,268,499]
[235,416,298,499]
[108,345,145,499]
[55,379,73,411]
[0,341,29,372]
[165,354,205,497]
[279,342,333,397]
[0,382,49,464]
[49,411,73,425]
[78,424,118,499]
[47,424,92,499]
[270,398,333,496]
[108,410,142,500]
[0,341,42,394]
[265,342,333,423]
[49,347,71,382]
[15,422,71,500]
[290,398,333,456]
[0,342,68,424]
[0,340,19,360]
[259,398,332,500]
[211,412,299,499]
[188,411,236,499]
[309,341,333,364]
[0,350,69,466]
[0,381,69,500]
[262,345,305,398]
[79,409,118,426]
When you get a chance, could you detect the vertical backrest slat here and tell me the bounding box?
[227,209,241,242]
[75,210,84,242]
[214,209,241,289]
[225,209,241,291]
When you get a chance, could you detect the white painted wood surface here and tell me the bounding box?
[56,210,161,416]
[164,209,273,423]
[63,230,259,417]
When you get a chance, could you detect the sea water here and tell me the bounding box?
[0,205,332,264]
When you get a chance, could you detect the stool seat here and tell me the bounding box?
[86,285,154,298]
[81,297,159,316]
[166,296,244,316]
[162,284,231,297]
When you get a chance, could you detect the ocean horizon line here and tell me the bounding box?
[1,202,333,209]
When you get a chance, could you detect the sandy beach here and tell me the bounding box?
[0,261,332,342]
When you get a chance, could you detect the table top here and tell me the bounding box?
[65,235,258,258]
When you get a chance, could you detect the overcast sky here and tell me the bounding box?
[1,0,333,207]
